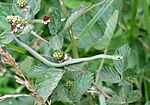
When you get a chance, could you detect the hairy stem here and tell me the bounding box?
[12,34,123,67]
[30,31,50,44]
[59,0,79,58]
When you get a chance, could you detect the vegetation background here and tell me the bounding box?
[0,0,150,105]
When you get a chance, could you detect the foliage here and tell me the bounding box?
[0,0,149,105]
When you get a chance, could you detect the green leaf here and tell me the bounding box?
[100,67,121,83]
[20,56,34,75]
[74,0,122,49]
[30,64,64,101]
[0,16,10,30]
[65,62,88,71]
[70,71,93,103]
[106,95,126,105]
[0,2,12,16]
[0,96,35,105]
[49,34,64,50]
[0,31,13,47]
[12,0,41,19]
[51,85,71,103]
[94,10,119,50]
[122,69,137,85]
[145,102,150,105]
[113,45,130,76]
[99,95,106,105]
[48,10,64,35]
[126,90,142,103]
[64,0,92,9]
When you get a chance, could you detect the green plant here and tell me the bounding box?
[0,0,149,105]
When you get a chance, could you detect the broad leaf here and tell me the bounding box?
[30,64,64,101]
[94,10,119,50]
[113,45,130,76]
[127,90,142,103]
[12,0,41,19]
[100,67,121,83]
[106,95,126,105]
[70,71,93,103]
[48,10,64,35]
[0,31,13,47]
[72,0,122,50]
[49,34,64,50]
[65,62,88,71]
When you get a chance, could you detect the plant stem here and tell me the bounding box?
[95,48,108,84]
[129,0,139,46]
[143,0,150,43]
[12,34,123,67]
[59,0,79,58]
[92,82,110,99]
[30,31,50,45]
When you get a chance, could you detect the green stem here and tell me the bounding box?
[59,0,79,58]
[129,0,139,46]
[143,0,150,43]
[30,31,50,44]
[12,34,122,67]
[144,79,149,102]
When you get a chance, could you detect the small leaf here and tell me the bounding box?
[0,31,13,47]
[30,64,64,101]
[106,95,126,105]
[70,71,93,103]
[127,90,142,103]
[113,45,130,76]
[49,34,64,50]
[99,95,107,105]
[100,67,121,83]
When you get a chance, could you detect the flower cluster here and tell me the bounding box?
[65,81,72,90]
[16,0,29,11]
[52,50,65,61]
[6,15,27,33]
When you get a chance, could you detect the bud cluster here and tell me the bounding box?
[6,15,27,33]
[52,50,65,61]
[6,15,27,25]
[65,81,72,90]
[17,0,27,8]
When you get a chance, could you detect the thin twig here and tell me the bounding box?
[0,94,31,102]
[92,82,110,99]
[83,0,108,15]
[95,48,108,84]
[30,31,50,45]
